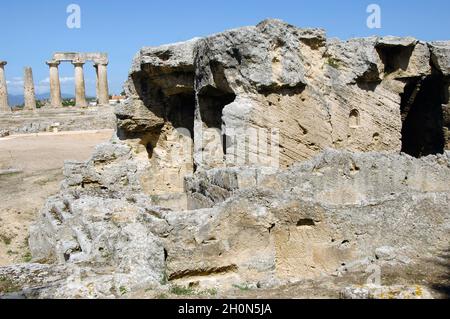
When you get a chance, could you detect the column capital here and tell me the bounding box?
[72,61,85,67]
[46,60,60,67]
[93,62,108,67]
[0,61,7,67]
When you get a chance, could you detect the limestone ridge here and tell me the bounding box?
[1,19,449,298]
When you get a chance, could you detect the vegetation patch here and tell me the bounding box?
[7,250,17,256]
[233,283,252,291]
[170,285,196,296]
[169,285,218,297]
[325,57,343,69]
[119,286,128,295]
[22,251,32,263]
[0,276,20,294]
[0,234,12,245]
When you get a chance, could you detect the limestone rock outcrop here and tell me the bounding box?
[116,19,449,198]
[20,149,450,298]
[1,20,450,298]
[165,150,450,288]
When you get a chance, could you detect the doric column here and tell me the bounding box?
[23,67,36,110]
[95,62,109,105]
[0,61,10,112]
[94,64,100,104]
[73,61,87,107]
[46,60,62,107]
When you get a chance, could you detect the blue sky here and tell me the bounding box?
[1,0,449,97]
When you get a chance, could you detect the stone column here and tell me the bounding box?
[95,63,109,105]
[23,67,36,110]
[0,61,10,112]
[94,64,100,104]
[46,61,62,107]
[73,61,87,107]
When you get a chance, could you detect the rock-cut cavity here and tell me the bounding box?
[400,72,446,157]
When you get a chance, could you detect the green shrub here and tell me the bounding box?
[170,285,195,296]
[22,252,32,263]
[325,57,342,69]
[119,286,128,295]
[232,283,251,291]
[0,276,20,294]
[0,235,12,245]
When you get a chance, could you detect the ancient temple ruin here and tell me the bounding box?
[0,52,110,113]
[47,52,109,107]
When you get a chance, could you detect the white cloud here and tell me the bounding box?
[5,77,24,95]
[61,76,75,84]
[39,76,75,85]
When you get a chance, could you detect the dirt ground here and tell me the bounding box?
[0,130,114,266]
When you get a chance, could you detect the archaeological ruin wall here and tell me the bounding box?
[0,52,110,113]
[47,52,110,107]
[0,53,114,135]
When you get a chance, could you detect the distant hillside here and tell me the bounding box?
[8,94,80,106]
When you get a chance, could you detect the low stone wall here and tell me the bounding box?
[0,106,116,134]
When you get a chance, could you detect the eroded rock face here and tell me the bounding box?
[164,150,450,289]
[114,19,449,198]
[2,20,450,298]
[20,149,450,297]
